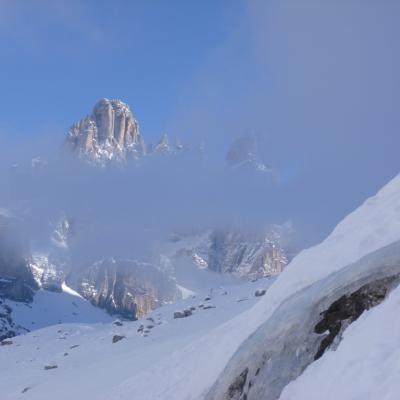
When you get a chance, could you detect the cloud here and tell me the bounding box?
[167,0,400,243]
[1,0,399,263]
[0,138,284,264]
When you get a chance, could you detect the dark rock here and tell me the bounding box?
[0,215,37,302]
[1,339,13,346]
[237,297,248,302]
[255,289,266,297]
[228,368,249,399]
[203,304,216,310]
[314,275,398,360]
[112,334,126,344]
[174,309,192,319]
[205,245,400,400]
[44,364,58,370]
[21,387,31,394]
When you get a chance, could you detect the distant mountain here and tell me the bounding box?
[2,169,400,400]
[159,229,288,281]
[226,133,271,174]
[65,98,189,163]
[65,98,145,162]
[68,258,178,320]
[0,98,290,339]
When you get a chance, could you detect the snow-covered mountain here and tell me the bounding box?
[65,98,145,163]
[158,228,287,280]
[1,98,290,342]
[226,134,271,174]
[65,98,191,163]
[68,258,179,320]
[1,170,400,398]
[1,98,291,341]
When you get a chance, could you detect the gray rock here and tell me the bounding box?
[70,258,179,320]
[206,241,400,400]
[174,309,192,319]
[208,229,288,279]
[112,334,125,344]
[44,364,58,370]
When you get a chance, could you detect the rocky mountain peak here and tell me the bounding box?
[154,133,170,154]
[226,134,270,173]
[65,98,145,163]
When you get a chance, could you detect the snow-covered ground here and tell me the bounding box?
[0,277,272,400]
[3,284,113,332]
[280,282,400,400]
[2,174,400,400]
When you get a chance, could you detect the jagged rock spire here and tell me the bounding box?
[154,133,170,154]
[65,98,145,162]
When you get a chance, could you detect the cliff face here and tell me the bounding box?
[29,217,73,292]
[158,229,288,281]
[69,258,179,320]
[65,98,145,162]
[0,215,37,302]
[208,230,288,279]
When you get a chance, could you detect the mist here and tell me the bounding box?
[0,137,287,264]
[167,0,400,245]
[0,0,399,265]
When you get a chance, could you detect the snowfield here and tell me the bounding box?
[2,174,400,399]
[0,277,272,400]
[280,282,400,400]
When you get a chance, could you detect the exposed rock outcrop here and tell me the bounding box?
[0,215,36,302]
[159,229,288,280]
[226,134,270,174]
[29,217,73,292]
[65,98,145,162]
[208,229,287,279]
[206,240,400,400]
[69,258,179,320]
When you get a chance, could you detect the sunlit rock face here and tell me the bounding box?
[208,230,288,279]
[65,98,145,162]
[68,258,180,320]
[158,229,288,281]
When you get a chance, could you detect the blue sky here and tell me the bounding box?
[0,0,248,142]
[1,0,400,245]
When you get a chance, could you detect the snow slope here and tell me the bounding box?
[280,282,400,400]
[3,285,113,332]
[0,278,272,399]
[2,174,400,399]
[122,174,400,400]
